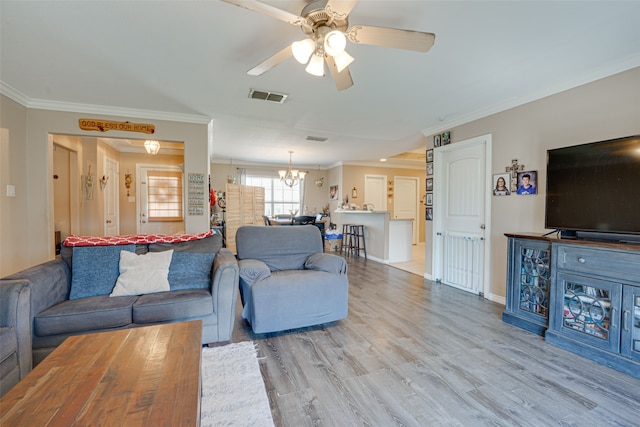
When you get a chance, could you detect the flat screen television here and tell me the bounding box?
[545,135,640,242]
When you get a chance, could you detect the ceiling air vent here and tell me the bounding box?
[306,135,328,142]
[249,89,288,104]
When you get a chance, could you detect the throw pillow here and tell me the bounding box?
[167,251,215,290]
[110,250,173,297]
[69,245,136,300]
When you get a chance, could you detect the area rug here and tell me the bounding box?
[201,341,274,427]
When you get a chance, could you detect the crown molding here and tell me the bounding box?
[0,81,211,125]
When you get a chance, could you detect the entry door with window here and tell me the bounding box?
[137,165,184,234]
[433,136,490,296]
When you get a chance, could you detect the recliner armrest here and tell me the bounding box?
[304,253,348,275]
[238,259,272,284]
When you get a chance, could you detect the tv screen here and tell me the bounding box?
[545,135,640,238]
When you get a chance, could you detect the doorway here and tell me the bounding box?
[432,134,492,296]
[394,176,419,244]
[364,174,386,210]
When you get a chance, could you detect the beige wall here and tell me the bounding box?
[0,96,29,276]
[0,98,210,275]
[426,66,640,302]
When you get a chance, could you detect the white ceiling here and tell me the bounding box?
[2,1,640,169]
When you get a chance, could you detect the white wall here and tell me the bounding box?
[425,66,640,302]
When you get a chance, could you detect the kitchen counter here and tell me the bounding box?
[333,210,412,263]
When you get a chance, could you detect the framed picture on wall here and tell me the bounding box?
[426,207,433,221]
[426,178,433,191]
[442,131,451,145]
[492,173,511,196]
[516,171,538,195]
[329,185,339,200]
[426,193,433,206]
[426,149,434,162]
[426,162,433,176]
[434,135,441,147]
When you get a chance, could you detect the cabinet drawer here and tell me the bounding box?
[555,244,640,283]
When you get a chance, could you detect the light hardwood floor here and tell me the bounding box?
[232,256,640,426]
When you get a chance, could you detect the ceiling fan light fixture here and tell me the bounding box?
[324,30,346,56]
[333,50,354,73]
[305,52,325,76]
[292,38,315,64]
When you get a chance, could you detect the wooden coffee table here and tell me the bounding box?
[0,320,202,426]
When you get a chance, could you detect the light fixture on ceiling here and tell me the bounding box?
[292,38,315,64]
[292,29,352,77]
[305,51,325,77]
[144,140,160,155]
[278,151,306,187]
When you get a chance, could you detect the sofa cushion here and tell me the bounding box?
[69,245,136,300]
[34,295,137,336]
[132,290,213,324]
[236,226,322,271]
[110,250,173,297]
[167,252,214,291]
[0,327,17,364]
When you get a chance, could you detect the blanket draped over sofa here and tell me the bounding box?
[1,231,239,366]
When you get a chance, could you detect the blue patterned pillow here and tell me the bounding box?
[69,245,136,300]
[168,252,214,290]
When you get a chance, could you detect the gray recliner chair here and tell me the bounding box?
[236,225,348,334]
[0,280,32,397]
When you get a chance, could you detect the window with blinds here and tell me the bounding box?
[147,170,183,222]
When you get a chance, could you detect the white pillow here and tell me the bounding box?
[110,250,173,297]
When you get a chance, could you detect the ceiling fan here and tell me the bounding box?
[221,0,435,91]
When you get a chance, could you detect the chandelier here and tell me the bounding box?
[278,151,306,187]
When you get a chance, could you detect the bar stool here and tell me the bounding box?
[350,224,367,260]
[340,224,352,255]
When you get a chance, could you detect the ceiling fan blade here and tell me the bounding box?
[221,0,307,26]
[247,45,293,76]
[325,0,359,21]
[347,25,435,53]
[325,53,354,91]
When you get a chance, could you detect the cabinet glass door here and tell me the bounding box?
[518,246,550,319]
[621,286,640,362]
[557,272,621,352]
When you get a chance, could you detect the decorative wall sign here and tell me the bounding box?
[79,118,155,134]
[187,173,206,216]
[505,159,525,192]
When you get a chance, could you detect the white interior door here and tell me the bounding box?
[394,176,419,244]
[364,174,386,211]
[137,164,184,234]
[433,135,491,296]
[103,157,119,236]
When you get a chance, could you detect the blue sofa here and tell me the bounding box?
[1,233,239,365]
[236,225,348,334]
[0,280,31,397]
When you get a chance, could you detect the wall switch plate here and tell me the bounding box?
[6,185,15,197]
